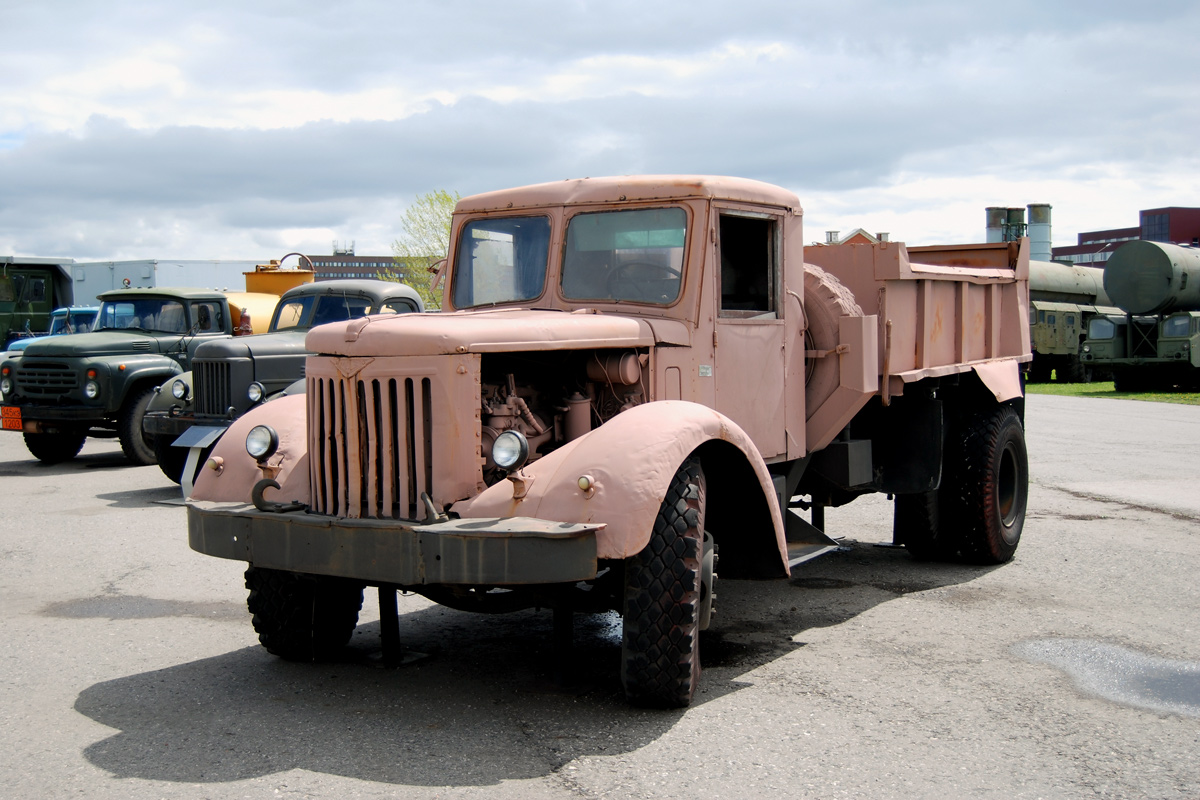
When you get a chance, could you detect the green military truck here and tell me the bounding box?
[1080,240,1200,390]
[144,279,424,490]
[1,259,75,350]
[0,287,235,464]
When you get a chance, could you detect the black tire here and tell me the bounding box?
[1062,355,1090,384]
[621,457,706,708]
[245,567,365,661]
[118,386,158,465]
[945,406,1028,564]
[1027,358,1051,383]
[1112,368,1142,393]
[894,490,953,561]
[23,430,86,464]
[153,435,188,484]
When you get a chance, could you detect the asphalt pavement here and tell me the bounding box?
[1,393,1197,799]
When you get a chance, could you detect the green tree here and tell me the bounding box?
[384,189,460,310]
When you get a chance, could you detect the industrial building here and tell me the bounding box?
[1050,207,1200,268]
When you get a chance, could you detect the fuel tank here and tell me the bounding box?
[1104,240,1200,315]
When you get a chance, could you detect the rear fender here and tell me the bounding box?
[190,394,310,504]
[453,400,789,577]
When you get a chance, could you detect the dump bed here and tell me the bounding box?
[804,239,1030,405]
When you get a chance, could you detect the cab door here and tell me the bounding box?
[712,209,787,459]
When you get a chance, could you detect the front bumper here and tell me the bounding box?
[187,501,602,586]
[1,403,113,432]
[143,410,230,438]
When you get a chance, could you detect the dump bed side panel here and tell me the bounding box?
[803,239,1030,401]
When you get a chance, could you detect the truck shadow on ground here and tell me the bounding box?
[72,540,998,786]
[0,448,140,474]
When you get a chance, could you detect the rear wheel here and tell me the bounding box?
[23,430,86,464]
[118,386,157,465]
[944,406,1028,564]
[894,490,953,561]
[621,457,706,708]
[245,567,365,661]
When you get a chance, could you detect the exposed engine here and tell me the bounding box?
[479,349,648,485]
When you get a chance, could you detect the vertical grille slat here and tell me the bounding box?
[194,360,232,415]
[308,365,440,521]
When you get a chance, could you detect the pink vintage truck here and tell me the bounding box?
[187,176,1031,707]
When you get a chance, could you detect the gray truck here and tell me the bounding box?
[144,279,424,488]
[1,287,235,464]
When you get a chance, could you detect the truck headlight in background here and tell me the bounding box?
[247,382,265,403]
[84,381,100,399]
[492,430,529,472]
[0,376,11,396]
[171,379,189,400]
[245,425,279,460]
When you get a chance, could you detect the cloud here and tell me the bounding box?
[1,0,1198,259]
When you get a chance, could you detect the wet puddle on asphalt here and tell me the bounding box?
[1015,639,1200,718]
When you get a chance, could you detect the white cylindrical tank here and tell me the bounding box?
[1027,204,1052,262]
[985,207,1007,243]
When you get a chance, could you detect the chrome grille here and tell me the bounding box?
[309,373,434,520]
[194,360,232,415]
[14,361,77,397]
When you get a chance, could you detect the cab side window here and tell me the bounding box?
[718,214,776,318]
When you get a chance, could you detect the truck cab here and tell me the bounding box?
[0,287,233,465]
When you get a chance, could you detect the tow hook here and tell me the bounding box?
[251,479,307,514]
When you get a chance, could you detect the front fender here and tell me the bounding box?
[190,394,310,504]
[453,400,788,576]
[147,371,193,414]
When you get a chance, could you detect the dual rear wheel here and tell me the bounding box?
[895,405,1028,564]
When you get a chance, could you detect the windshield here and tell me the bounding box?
[561,207,687,305]
[452,216,550,308]
[95,298,190,333]
[1162,315,1192,338]
[271,294,374,331]
[1087,317,1116,340]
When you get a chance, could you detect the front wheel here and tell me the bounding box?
[118,386,157,465]
[153,435,187,483]
[621,456,706,708]
[245,567,365,661]
[23,430,86,464]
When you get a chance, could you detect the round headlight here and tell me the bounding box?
[247,382,265,403]
[492,430,529,471]
[84,381,100,399]
[1081,345,1090,353]
[171,379,189,400]
[0,376,11,395]
[245,425,279,460]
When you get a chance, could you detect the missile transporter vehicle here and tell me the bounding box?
[1080,240,1200,390]
[1027,260,1115,383]
[144,279,425,491]
[1,287,237,464]
[186,176,1032,707]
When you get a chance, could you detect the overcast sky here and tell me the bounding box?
[1,1,1197,261]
